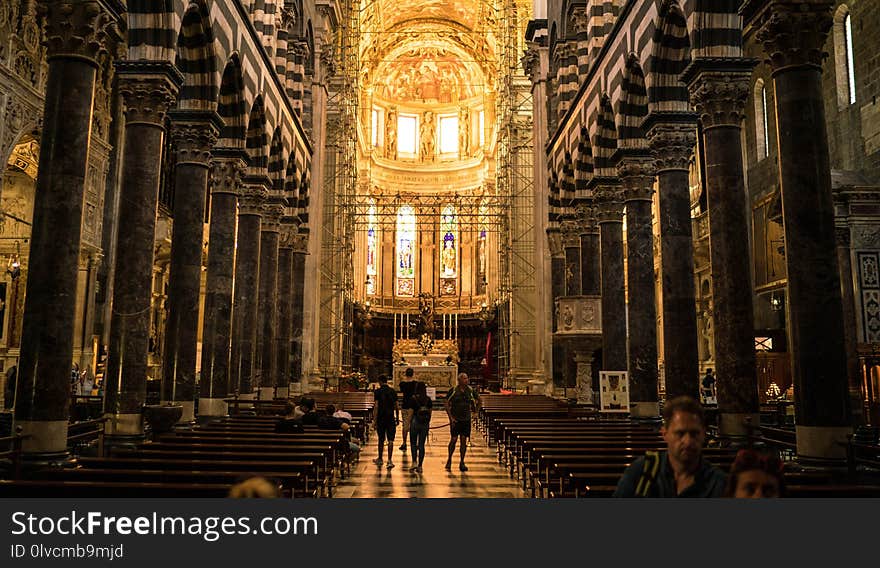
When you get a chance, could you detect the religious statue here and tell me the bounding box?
[459,107,470,156]
[442,240,456,277]
[418,293,435,335]
[420,111,435,161]
[385,107,397,159]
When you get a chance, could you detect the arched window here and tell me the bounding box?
[366,200,378,295]
[396,205,416,297]
[440,205,458,296]
[754,79,770,160]
[834,6,857,108]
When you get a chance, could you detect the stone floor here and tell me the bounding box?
[334,420,528,498]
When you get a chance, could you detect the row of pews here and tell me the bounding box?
[477,394,880,498]
[0,392,375,498]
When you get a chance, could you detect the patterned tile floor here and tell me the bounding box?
[334,420,528,498]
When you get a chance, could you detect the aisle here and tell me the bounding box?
[334,419,528,498]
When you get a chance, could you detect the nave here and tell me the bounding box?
[336,420,527,499]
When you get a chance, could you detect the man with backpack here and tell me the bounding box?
[445,372,481,471]
[613,396,726,497]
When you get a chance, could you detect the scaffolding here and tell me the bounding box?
[318,0,361,375]
[318,0,536,381]
[494,0,536,386]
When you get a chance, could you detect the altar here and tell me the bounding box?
[392,364,457,389]
[392,338,459,389]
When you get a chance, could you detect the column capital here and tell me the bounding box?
[116,62,183,126]
[291,232,310,253]
[239,186,268,216]
[547,229,564,258]
[278,223,298,248]
[592,182,625,223]
[835,225,851,247]
[521,47,541,84]
[561,219,581,248]
[576,202,599,234]
[742,0,834,73]
[571,7,590,35]
[209,148,247,196]
[683,58,758,129]
[261,204,284,231]
[169,110,222,166]
[644,113,698,172]
[616,153,656,203]
[38,0,125,64]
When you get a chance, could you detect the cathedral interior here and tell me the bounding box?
[1,0,880,498]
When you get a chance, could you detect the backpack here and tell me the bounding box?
[635,451,661,497]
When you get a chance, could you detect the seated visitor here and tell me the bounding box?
[275,402,305,433]
[300,398,319,425]
[333,402,353,424]
[613,396,726,497]
[723,449,785,498]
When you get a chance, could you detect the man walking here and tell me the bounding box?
[445,372,481,471]
[373,375,399,469]
[399,367,423,455]
[613,396,726,497]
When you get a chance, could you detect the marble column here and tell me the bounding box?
[14,0,120,458]
[746,0,852,457]
[593,182,627,372]
[548,229,565,388]
[684,59,760,436]
[617,154,660,418]
[834,225,863,426]
[161,111,220,424]
[645,114,701,400]
[256,204,282,400]
[198,149,246,418]
[230,185,265,398]
[104,62,181,440]
[562,221,582,296]
[290,234,308,388]
[275,223,295,399]
[578,204,600,296]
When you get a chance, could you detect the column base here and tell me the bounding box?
[238,392,256,400]
[630,402,660,420]
[289,382,303,396]
[719,412,761,439]
[796,425,851,461]
[16,420,69,458]
[104,412,144,438]
[259,386,275,400]
[276,386,290,399]
[527,379,546,396]
[198,397,229,418]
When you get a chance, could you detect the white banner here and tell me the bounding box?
[599,371,630,413]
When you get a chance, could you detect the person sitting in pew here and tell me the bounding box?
[300,398,319,425]
[723,449,784,498]
[319,405,360,456]
[276,402,306,434]
[613,396,726,498]
[333,403,353,424]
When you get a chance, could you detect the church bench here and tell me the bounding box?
[30,467,306,498]
[0,479,239,498]
[512,438,667,478]
[111,448,335,495]
[76,457,321,497]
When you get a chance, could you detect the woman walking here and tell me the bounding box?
[409,382,433,473]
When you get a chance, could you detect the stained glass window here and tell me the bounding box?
[440,205,457,296]
[366,200,377,295]
[396,205,416,296]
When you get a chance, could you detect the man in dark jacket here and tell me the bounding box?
[613,396,726,497]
